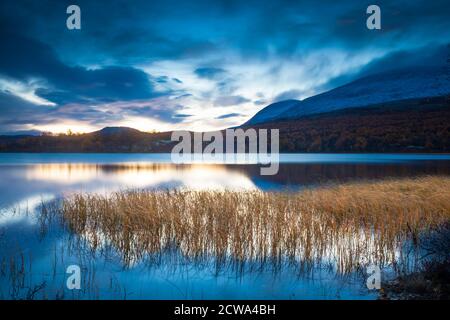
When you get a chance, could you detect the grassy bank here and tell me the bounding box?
[55,176,450,273]
[381,222,450,299]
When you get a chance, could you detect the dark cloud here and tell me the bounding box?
[216,113,242,119]
[0,129,42,136]
[358,44,450,76]
[273,89,303,102]
[214,95,250,107]
[124,103,186,123]
[0,91,58,130]
[174,93,193,99]
[254,99,268,106]
[321,44,450,92]
[173,113,192,118]
[216,79,239,95]
[0,92,40,122]
[3,0,449,65]
[194,67,226,79]
[0,31,162,105]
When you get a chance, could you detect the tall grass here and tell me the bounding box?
[57,176,450,273]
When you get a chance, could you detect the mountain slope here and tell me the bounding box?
[244,97,450,152]
[246,66,450,125]
[244,99,299,125]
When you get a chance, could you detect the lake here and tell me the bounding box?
[0,153,449,299]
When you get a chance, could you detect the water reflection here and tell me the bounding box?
[1,157,449,225]
[0,154,449,299]
[25,163,257,190]
[1,156,449,201]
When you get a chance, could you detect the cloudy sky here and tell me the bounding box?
[0,0,449,134]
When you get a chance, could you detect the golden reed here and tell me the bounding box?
[57,176,450,272]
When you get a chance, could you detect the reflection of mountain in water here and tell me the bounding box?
[233,161,450,190]
[2,160,448,197]
[22,162,450,190]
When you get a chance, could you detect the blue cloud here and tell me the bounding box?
[214,95,250,107]
[194,67,226,79]
[273,89,303,102]
[0,31,162,105]
[216,113,242,119]
[173,113,192,118]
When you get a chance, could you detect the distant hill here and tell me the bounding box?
[0,127,176,153]
[0,129,42,136]
[94,126,142,136]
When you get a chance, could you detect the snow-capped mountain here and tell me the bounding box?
[245,65,450,125]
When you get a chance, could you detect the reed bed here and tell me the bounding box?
[56,176,450,273]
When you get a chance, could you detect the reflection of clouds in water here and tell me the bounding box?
[26,164,101,183]
[0,163,258,220]
[25,163,257,191]
[0,193,54,226]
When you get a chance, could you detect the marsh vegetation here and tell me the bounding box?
[55,176,450,274]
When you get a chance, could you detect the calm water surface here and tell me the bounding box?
[0,153,449,299]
